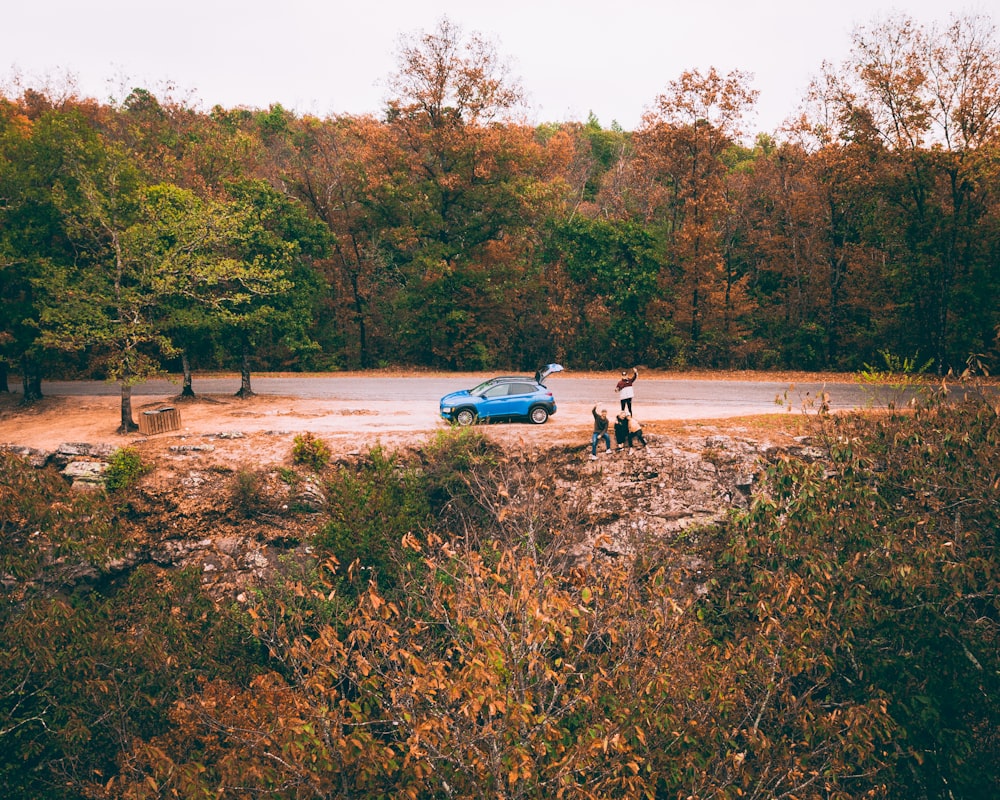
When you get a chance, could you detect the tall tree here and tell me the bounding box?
[38,141,168,432]
[0,98,96,401]
[633,68,759,366]
[545,216,663,366]
[736,124,892,370]
[377,17,558,368]
[34,137,300,428]
[215,180,328,397]
[284,114,399,368]
[136,184,295,400]
[819,12,1000,372]
[0,98,30,395]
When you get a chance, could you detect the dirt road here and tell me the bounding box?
[1,371,881,465]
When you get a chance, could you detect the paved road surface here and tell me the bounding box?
[36,374,892,418]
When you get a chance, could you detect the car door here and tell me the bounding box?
[478,383,513,419]
[535,363,564,384]
[504,382,538,418]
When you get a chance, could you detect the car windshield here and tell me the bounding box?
[470,378,504,396]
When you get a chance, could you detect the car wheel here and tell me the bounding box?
[529,406,549,424]
[455,408,477,426]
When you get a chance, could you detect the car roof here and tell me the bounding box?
[476,376,535,385]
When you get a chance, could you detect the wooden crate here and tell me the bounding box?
[138,406,181,435]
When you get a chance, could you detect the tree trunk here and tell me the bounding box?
[349,268,369,369]
[0,360,8,393]
[235,339,255,398]
[179,351,196,398]
[118,384,138,434]
[28,373,42,401]
[20,354,43,403]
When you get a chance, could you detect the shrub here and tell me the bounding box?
[420,427,500,517]
[0,566,265,799]
[855,348,935,408]
[0,452,120,585]
[104,446,150,493]
[231,467,267,517]
[317,445,431,596]
[706,395,1000,798]
[291,432,331,471]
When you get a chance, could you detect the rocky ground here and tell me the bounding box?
[1,390,824,601]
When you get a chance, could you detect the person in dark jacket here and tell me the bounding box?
[614,411,630,450]
[590,406,612,459]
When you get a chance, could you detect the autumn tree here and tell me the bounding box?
[732,121,892,370]
[632,68,759,367]
[817,12,1000,372]
[377,17,559,368]
[175,103,272,194]
[100,497,700,798]
[706,393,1000,799]
[90,417,993,799]
[534,114,631,216]
[282,113,401,368]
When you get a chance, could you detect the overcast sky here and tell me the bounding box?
[4,1,986,134]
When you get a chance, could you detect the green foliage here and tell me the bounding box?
[316,444,431,596]
[707,396,1000,798]
[546,216,664,366]
[37,144,178,385]
[291,431,331,471]
[859,348,935,381]
[103,446,150,493]
[856,349,936,409]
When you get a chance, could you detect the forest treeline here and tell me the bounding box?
[1,394,997,799]
[2,13,999,405]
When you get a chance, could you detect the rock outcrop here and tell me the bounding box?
[4,429,828,602]
[557,433,785,560]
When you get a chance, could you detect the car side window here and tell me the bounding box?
[508,383,535,395]
[483,385,509,398]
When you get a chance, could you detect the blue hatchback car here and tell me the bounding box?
[440,364,563,426]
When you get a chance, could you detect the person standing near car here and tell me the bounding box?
[590,406,612,460]
[615,367,638,414]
